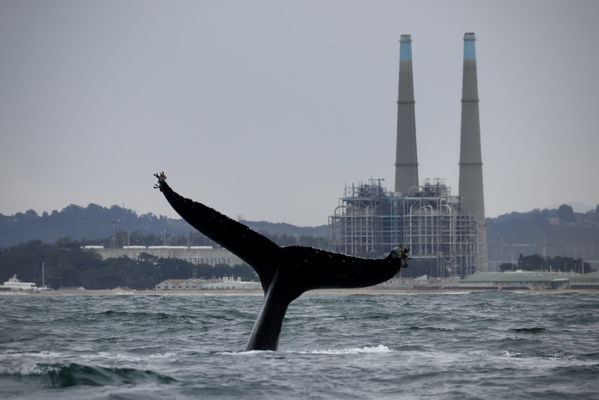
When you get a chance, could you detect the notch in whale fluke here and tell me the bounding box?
[154,172,409,350]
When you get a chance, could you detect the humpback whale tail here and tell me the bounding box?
[154,172,409,350]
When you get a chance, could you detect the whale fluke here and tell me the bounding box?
[154,172,409,350]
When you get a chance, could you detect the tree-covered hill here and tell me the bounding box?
[0,204,329,248]
[486,204,599,261]
[2,202,599,262]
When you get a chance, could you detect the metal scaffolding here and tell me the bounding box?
[330,178,479,277]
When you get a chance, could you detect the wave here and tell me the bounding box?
[97,310,176,319]
[0,351,179,366]
[0,362,176,388]
[78,351,179,363]
[553,363,599,378]
[92,310,198,323]
[422,291,474,295]
[509,327,546,333]
[300,345,393,355]
[580,351,599,361]
[224,345,393,356]
[409,326,455,332]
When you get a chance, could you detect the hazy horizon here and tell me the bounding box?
[1,0,598,226]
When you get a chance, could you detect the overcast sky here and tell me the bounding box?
[1,0,598,226]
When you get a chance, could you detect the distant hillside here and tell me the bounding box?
[0,204,329,248]
[2,203,598,262]
[486,204,599,263]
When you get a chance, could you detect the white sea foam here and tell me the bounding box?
[0,350,179,369]
[226,349,275,355]
[0,361,44,376]
[224,345,393,356]
[0,351,64,360]
[299,345,393,355]
[78,351,178,363]
[500,350,523,358]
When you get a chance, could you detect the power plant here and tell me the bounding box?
[330,33,488,277]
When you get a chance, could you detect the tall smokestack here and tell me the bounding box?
[458,32,488,272]
[394,34,418,195]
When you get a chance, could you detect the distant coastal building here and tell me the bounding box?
[330,179,478,277]
[459,271,599,290]
[379,270,599,290]
[155,276,260,291]
[84,245,245,267]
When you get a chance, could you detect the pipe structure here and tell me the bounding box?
[458,32,488,271]
[394,34,419,195]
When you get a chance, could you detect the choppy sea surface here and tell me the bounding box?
[1,291,598,399]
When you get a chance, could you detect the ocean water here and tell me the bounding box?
[1,291,598,399]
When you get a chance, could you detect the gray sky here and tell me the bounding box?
[1,0,598,226]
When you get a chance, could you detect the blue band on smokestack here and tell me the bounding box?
[464,32,476,60]
[400,34,412,61]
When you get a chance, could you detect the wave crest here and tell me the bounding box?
[1,362,176,388]
[225,344,393,356]
[509,327,546,333]
[301,345,393,355]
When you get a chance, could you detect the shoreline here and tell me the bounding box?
[2,287,598,297]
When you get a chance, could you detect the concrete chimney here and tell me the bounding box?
[458,32,488,272]
[394,34,419,195]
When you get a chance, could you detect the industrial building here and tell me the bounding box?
[458,271,599,290]
[155,276,260,291]
[330,178,479,277]
[84,245,244,267]
[330,33,488,277]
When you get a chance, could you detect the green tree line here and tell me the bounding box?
[0,239,257,290]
